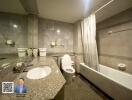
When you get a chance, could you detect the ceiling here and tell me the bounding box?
[0,0,132,23]
[36,0,106,23]
[0,0,26,14]
[96,0,132,23]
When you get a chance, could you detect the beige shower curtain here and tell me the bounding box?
[81,14,99,70]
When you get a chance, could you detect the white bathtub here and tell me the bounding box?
[79,63,132,100]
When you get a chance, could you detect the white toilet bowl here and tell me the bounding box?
[62,66,75,74]
[61,54,75,75]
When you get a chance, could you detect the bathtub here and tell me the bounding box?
[79,63,132,100]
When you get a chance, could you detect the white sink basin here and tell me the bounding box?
[27,66,51,79]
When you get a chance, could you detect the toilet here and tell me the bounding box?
[61,54,75,76]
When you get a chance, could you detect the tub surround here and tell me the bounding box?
[79,63,132,100]
[0,55,66,100]
[97,7,132,74]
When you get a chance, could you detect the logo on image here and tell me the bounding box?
[2,78,27,96]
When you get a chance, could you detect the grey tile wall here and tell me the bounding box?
[0,13,28,54]
[38,18,74,53]
[0,13,75,54]
[97,7,132,74]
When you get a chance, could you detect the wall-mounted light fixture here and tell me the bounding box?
[13,24,18,28]
[50,39,64,48]
[5,39,15,47]
[57,29,60,35]
[0,33,15,47]
[107,31,113,35]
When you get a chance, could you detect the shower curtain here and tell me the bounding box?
[81,14,99,70]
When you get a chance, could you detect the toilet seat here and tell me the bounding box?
[63,67,75,74]
[61,54,75,74]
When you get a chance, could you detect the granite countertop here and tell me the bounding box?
[1,56,66,100]
[47,52,75,57]
[0,54,18,65]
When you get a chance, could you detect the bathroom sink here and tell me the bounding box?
[27,66,51,79]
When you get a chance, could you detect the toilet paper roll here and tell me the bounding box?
[118,63,126,71]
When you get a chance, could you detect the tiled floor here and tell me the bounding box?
[54,74,113,100]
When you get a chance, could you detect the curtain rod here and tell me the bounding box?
[95,0,114,14]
